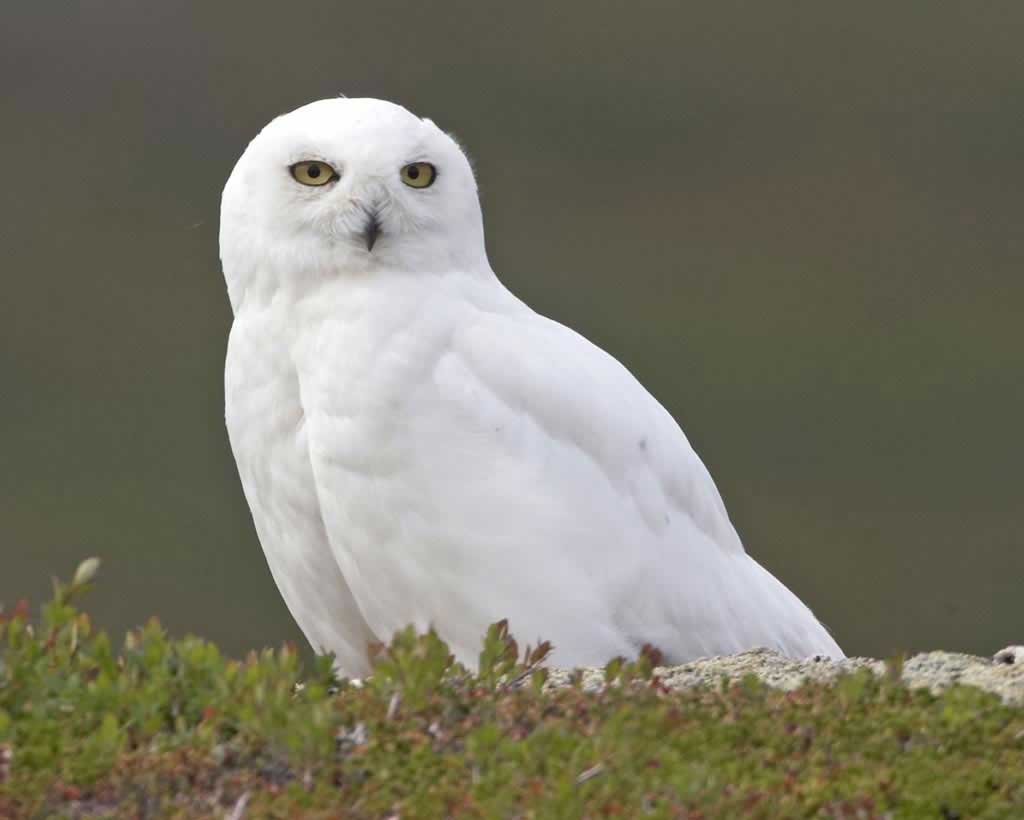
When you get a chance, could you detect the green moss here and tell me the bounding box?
[1,562,1021,818]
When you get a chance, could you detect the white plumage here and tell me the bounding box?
[219,98,843,675]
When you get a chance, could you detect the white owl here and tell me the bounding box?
[219,98,843,676]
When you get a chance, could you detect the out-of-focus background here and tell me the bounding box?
[2,3,1021,661]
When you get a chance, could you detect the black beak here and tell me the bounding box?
[362,213,382,252]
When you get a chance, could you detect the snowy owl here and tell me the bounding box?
[219,98,843,675]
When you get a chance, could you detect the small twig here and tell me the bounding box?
[576,764,604,786]
[504,667,538,689]
[225,791,250,820]
[0,744,12,784]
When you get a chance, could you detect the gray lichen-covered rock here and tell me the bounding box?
[546,645,1024,704]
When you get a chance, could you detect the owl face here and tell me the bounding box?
[220,98,488,304]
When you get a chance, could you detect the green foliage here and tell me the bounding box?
[1,561,1022,818]
[476,619,552,693]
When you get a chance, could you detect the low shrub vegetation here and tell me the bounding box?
[1,561,1021,818]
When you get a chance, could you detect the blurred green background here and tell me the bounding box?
[2,2,1021,661]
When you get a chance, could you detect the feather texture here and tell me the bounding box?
[221,98,843,675]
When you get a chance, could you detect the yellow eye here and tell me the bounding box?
[400,162,436,189]
[290,160,338,187]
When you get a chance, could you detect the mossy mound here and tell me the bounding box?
[1,563,1021,818]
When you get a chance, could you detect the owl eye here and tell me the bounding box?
[400,162,436,189]
[290,161,338,187]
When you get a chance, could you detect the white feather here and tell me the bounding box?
[220,98,843,675]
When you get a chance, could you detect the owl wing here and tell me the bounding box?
[305,293,843,666]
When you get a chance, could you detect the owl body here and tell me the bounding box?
[221,98,843,675]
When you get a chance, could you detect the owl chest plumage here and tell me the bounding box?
[224,297,392,672]
[225,313,314,540]
[226,278,477,635]
[227,284,431,512]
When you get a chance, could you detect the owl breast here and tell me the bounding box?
[224,309,376,674]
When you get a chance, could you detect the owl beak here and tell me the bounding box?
[362,212,382,252]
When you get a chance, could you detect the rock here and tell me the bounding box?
[994,645,1023,665]
[545,646,1024,705]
